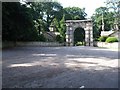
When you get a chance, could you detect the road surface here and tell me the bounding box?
[2,46,119,88]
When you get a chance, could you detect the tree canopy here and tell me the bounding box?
[2,1,87,42]
[92,0,120,40]
[2,2,38,41]
[64,7,87,20]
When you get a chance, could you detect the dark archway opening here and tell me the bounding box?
[74,27,85,46]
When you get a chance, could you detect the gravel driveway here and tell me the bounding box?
[2,46,119,88]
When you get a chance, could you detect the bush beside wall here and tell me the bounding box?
[98,36,108,42]
[105,37,118,43]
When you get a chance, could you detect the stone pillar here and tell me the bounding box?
[89,22,93,46]
[66,25,74,46]
[84,22,93,46]
[66,26,69,46]
[90,28,93,46]
[85,29,90,46]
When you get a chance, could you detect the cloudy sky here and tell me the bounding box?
[57,0,106,18]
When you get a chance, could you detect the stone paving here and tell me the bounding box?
[2,46,119,88]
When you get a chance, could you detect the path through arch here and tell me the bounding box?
[74,27,85,46]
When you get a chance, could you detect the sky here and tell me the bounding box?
[57,0,106,18]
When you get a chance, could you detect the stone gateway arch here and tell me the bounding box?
[65,19,93,46]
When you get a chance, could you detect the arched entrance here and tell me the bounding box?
[65,19,93,46]
[74,27,85,46]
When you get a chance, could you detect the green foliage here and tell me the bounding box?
[75,42,85,46]
[37,34,46,42]
[105,0,120,30]
[30,2,63,31]
[56,35,63,43]
[52,15,66,42]
[2,2,38,41]
[105,0,119,13]
[93,8,114,28]
[92,0,120,40]
[52,6,87,43]
[2,2,87,42]
[64,7,87,20]
[98,36,108,42]
[95,7,108,15]
[92,6,115,40]
[105,37,118,43]
[93,38,99,41]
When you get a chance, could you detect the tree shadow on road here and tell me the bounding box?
[2,46,119,88]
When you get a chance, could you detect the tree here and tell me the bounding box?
[51,6,87,43]
[29,2,63,31]
[92,0,120,40]
[2,2,38,41]
[92,7,115,39]
[64,7,87,20]
[2,1,88,43]
[105,0,120,30]
[52,15,66,42]
[95,7,108,15]
[105,0,119,13]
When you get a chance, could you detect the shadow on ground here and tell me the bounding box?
[2,46,118,88]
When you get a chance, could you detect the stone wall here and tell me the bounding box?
[16,42,64,47]
[2,41,16,48]
[2,42,65,48]
[93,42,119,49]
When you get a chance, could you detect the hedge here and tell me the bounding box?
[98,36,108,42]
[105,37,118,43]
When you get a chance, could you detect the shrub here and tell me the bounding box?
[37,34,46,42]
[98,36,108,42]
[105,37,118,43]
[93,38,99,41]
[75,42,85,46]
[76,42,82,46]
[56,35,63,43]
